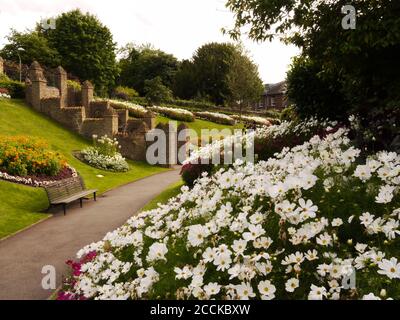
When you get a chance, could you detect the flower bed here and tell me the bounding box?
[195,111,235,125]
[79,135,129,172]
[149,106,195,122]
[0,88,11,99]
[58,126,400,300]
[0,135,76,187]
[0,165,78,187]
[232,115,273,126]
[0,136,67,177]
[107,99,149,119]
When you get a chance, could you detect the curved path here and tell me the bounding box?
[0,168,181,300]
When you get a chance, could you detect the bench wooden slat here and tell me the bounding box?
[44,176,97,215]
[51,190,97,204]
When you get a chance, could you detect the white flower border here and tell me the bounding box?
[0,165,78,187]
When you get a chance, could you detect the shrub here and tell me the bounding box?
[150,106,195,122]
[195,111,235,125]
[280,105,299,122]
[113,86,139,101]
[0,79,25,98]
[67,80,81,91]
[107,99,148,118]
[144,77,173,105]
[80,135,129,172]
[232,115,272,126]
[0,136,66,176]
[180,162,214,188]
[59,128,400,300]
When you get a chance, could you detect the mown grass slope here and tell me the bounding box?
[0,99,168,238]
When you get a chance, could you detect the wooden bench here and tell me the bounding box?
[44,176,97,215]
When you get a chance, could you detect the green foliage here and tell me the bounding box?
[180,163,214,188]
[144,77,173,105]
[118,44,178,95]
[173,42,263,107]
[0,79,25,98]
[39,9,119,95]
[0,29,61,67]
[287,56,348,121]
[113,86,139,101]
[67,80,81,91]
[225,0,400,152]
[226,45,264,108]
[280,105,298,122]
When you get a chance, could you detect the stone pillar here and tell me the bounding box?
[143,110,156,129]
[104,108,119,137]
[177,123,189,164]
[55,66,67,108]
[0,57,4,75]
[28,61,47,111]
[82,80,94,117]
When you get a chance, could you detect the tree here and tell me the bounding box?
[144,76,173,105]
[174,42,263,107]
[191,42,237,105]
[0,29,60,67]
[225,0,400,151]
[118,44,179,95]
[226,46,264,114]
[172,59,197,100]
[39,9,119,95]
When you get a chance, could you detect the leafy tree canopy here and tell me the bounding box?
[118,43,179,95]
[0,29,61,67]
[39,9,119,95]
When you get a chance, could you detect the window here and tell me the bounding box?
[271,97,276,107]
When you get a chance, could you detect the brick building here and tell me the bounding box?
[257,81,288,110]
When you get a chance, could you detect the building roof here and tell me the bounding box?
[264,81,287,96]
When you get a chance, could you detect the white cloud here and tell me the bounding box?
[0,0,300,83]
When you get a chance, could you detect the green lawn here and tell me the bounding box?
[156,115,244,141]
[0,99,168,238]
[140,181,184,212]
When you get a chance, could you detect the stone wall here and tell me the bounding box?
[23,61,187,166]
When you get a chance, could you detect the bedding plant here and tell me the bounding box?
[80,135,129,172]
[58,120,400,300]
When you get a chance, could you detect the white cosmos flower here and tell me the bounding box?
[257,280,276,300]
[305,250,319,261]
[203,282,221,296]
[360,212,375,226]
[231,239,247,255]
[354,165,372,181]
[146,243,168,262]
[375,185,396,204]
[308,285,327,300]
[377,258,400,279]
[316,232,333,246]
[235,283,255,300]
[362,293,381,300]
[242,224,265,241]
[332,218,343,227]
[297,198,318,220]
[285,278,299,293]
[188,224,209,247]
[213,252,232,271]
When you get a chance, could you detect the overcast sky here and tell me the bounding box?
[0,0,300,84]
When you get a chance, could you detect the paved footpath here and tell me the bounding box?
[0,169,181,300]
